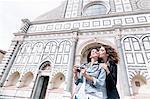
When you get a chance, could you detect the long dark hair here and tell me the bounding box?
[99,44,119,64]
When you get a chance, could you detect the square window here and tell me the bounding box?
[72,12,77,17]
[65,12,71,18]
[146,52,150,60]
[56,54,62,64]
[116,5,123,12]
[124,42,132,51]
[143,42,150,50]
[73,4,78,10]
[135,53,145,64]
[126,53,135,64]
[133,42,141,51]
[67,5,72,11]
[63,54,69,64]
[124,4,132,11]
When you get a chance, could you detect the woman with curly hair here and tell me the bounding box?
[99,44,120,99]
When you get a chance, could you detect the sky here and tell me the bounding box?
[0,0,63,51]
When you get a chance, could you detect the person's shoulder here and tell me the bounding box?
[98,64,104,70]
[99,66,106,73]
[110,61,117,66]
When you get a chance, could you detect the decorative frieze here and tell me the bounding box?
[28,13,150,33]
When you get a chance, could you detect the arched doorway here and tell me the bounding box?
[75,38,116,65]
[32,61,51,99]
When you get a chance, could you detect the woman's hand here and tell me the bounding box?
[81,68,87,77]
[73,65,78,80]
[100,63,110,75]
[81,68,94,82]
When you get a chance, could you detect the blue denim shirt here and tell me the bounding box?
[75,61,107,99]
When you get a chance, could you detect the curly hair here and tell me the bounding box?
[99,44,119,64]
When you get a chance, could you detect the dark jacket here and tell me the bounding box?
[106,62,120,99]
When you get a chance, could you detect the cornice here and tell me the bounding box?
[13,23,150,37]
[30,10,150,25]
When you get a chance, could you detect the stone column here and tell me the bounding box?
[66,29,78,92]
[115,28,131,96]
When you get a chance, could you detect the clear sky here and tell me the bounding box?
[0,0,63,51]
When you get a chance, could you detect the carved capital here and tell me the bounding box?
[114,28,122,40]
[71,28,79,42]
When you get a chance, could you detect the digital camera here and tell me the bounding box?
[76,66,85,72]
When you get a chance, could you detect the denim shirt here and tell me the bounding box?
[75,61,107,99]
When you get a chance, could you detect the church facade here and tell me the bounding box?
[0,0,150,99]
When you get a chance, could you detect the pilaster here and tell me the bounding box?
[66,29,78,92]
[114,26,131,97]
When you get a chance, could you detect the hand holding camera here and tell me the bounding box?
[80,67,87,76]
[73,64,87,78]
[73,65,78,80]
[76,66,85,72]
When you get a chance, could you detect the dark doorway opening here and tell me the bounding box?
[33,76,49,99]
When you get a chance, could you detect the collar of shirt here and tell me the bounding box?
[89,61,99,65]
